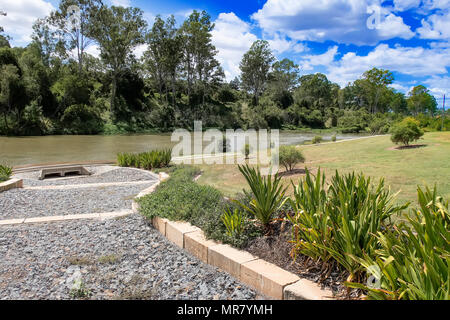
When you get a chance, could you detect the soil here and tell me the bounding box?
[244,214,363,300]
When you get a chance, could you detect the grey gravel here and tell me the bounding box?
[0,183,155,219]
[14,166,158,187]
[0,214,258,300]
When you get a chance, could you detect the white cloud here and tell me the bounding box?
[251,0,414,45]
[424,75,450,96]
[110,0,131,7]
[266,33,308,54]
[133,43,147,59]
[417,9,450,40]
[84,44,100,58]
[393,0,421,11]
[390,82,413,93]
[211,12,258,81]
[299,44,450,89]
[0,0,54,46]
[301,46,339,71]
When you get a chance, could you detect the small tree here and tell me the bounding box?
[279,146,305,172]
[390,118,424,146]
[242,143,251,160]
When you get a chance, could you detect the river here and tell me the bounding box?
[0,132,365,167]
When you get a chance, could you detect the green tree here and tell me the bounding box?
[50,0,102,73]
[268,58,299,108]
[407,85,437,115]
[0,10,9,48]
[31,18,58,68]
[390,91,408,114]
[279,146,305,172]
[357,68,394,114]
[179,10,224,110]
[0,64,28,134]
[89,5,147,115]
[240,40,275,105]
[144,15,182,107]
[390,117,424,146]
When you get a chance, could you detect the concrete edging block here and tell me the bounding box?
[207,244,257,280]
[283,279,334,300]
[184,230,219,263]
[0,218,25,225]
[165,220,200,248]
[240,259,300,300]
[152,216,169,236]
[147,171,336,300]
[0,179,23,193]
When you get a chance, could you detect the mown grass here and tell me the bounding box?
[196,132,450,206]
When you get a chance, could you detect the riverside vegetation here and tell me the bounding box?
[0,1,449,137]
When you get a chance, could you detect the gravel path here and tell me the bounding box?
[0,183,154,219]
[13,167,158,187]
[0,214,258,300]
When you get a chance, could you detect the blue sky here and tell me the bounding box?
[0,0,449,102]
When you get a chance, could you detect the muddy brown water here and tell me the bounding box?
[0,132,364,167]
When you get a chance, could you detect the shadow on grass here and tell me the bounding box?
[278,168,307,177]
[389,144,428,151]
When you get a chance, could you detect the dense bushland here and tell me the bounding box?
[0,2,447,136]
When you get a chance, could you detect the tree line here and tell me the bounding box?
[0,0,444,136]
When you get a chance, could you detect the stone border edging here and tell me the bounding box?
[0,179,23,193]
[139,172,334,300]
[0,167,163,226]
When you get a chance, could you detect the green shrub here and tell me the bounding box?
[138,166,262,248]
[0,164,12,182]
[346,186,449,300]
[221,208,245,237]
[279,145,305,172]
[116,149,172,170]
[312,135,323,144]
[60,104,103,135]
[287,169,407,280]
[390,117,424,146]
[235,165,287,227]
[331,134,337,142]
[243,144,251,159]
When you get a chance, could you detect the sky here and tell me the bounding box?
[0,0,449,102]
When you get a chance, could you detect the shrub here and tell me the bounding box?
[347,187,449,300]
[287,169,407,280]
[0,164,12,182]
[331,134,337,142]
[390,117,424,146]
[279,146,305,172]
[221,208,245,237]
[116,149,172,170]
[312,135,323,144]
[243,144,251,160]
[60,104,103,135]
[138,166,262,248]
[234,165,288,228]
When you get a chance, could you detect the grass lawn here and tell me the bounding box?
[195,131,450,206]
